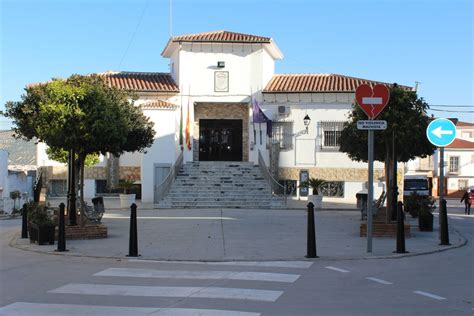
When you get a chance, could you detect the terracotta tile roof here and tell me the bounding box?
[456,121,474,127]
[100,71,179,93]
[446,138,474,149]
[171,30,271,44]
[0,131,37,166]
[263,74,413,93]
[139,100,178,110]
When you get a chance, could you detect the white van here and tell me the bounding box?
[403,175,430,198]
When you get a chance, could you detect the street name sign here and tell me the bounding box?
[426,118,457,147]
[357,120,387,130]
[355,84,390,119]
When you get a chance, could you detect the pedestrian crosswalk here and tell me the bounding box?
[94,267,300,282]
[0,260,313,316]
[0,303,261,316]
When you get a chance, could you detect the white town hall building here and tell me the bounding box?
[37,30,409,207]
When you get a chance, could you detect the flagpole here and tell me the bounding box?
[179,85,183,150]
[251,87,256,146]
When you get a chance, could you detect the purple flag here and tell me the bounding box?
[252,99,268,123]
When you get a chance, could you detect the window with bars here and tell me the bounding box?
[449,156,460,173]
[272,121,293,150]
[320,121,345,151]
[50,180,67,196]
[320,181,344,197]
[458,179,469,190]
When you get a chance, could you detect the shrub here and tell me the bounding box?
[26,202,54,226]
[404,192,436,218]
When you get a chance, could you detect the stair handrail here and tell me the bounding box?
[257,149,287,205]
[155,150,184,202]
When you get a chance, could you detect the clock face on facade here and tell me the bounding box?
[214,71,229,92]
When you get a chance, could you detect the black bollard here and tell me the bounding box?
[56,203,68,252]
[394,201,408,253]
[127,203,139,257]
[306,202,318,258]
[439,199,450,245]
[21,203,28,239]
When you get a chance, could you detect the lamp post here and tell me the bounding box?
[303,114,311,134]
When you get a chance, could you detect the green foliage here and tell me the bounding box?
[299,178,326,195]
[46,146,99,166]
[339,84,436,163]
[9,190,21,200]
[3,74,155,157]
[119,176,136,194]
[26,202,54,226]
[404,192,436,218]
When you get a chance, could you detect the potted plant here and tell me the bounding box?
[417,195,436,231]
[26,202,55,245]
[9,190,21,214]
[118,176,136,209]
[300,178,326,209]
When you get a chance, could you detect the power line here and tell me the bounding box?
[430,105,473,108]
[118,0,151,69]
[429,109,474,113]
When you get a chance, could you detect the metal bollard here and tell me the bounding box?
[21,203,28,239]
[127,203,140,257]
[56,203,68,252]
[439,199,450,245]
[394,201,408,253]
[306,202,318,258]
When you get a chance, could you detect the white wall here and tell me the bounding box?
[37,142,65,167]
[141,108,180,203]
[445,149,474,191]
[83,179,96,199]
[8,172,33,199]
[260,100,385,170]
[0,150,8,199]
[176,43,275,104]
[119,152,142,167]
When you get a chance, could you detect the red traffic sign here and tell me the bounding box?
[355,84,390,119]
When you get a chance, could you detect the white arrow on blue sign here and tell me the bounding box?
[426,118,457,147]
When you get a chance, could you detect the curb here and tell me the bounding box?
[9,225,468,262]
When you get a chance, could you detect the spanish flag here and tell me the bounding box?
[185,100,191,150]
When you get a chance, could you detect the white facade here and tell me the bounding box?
[36,31,402,204]
[0,150,34,213]
[405,121,474,195]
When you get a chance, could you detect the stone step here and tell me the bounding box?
[173,179,267,183]
[159,203,273,208]
[165,197,273,201]
[160,160,278,209]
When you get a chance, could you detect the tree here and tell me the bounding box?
[46,147,99,166]
[339,84,436,222]
[3,74,155,224]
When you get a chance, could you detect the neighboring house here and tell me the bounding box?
[36,30,414,204]
[0,131,37,212]
[405,120,474,197]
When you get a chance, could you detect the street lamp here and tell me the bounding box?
[303,114,311,134]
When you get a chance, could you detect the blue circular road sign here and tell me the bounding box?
[426,118,457,147]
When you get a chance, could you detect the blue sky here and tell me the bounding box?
[1,0,472,129]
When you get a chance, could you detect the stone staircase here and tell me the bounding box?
[157,161,284,209]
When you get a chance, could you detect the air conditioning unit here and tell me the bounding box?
[278,106,291,116]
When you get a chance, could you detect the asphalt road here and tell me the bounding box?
[0,210,472,316]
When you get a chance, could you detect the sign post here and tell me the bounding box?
[356,84,390,253]
[426,118,456,245]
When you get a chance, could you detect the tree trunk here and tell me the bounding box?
[79,153,86,227]
[68,149,77,226]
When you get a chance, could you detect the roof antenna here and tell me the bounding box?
[169,0,173,37]
[414,81,421,92]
